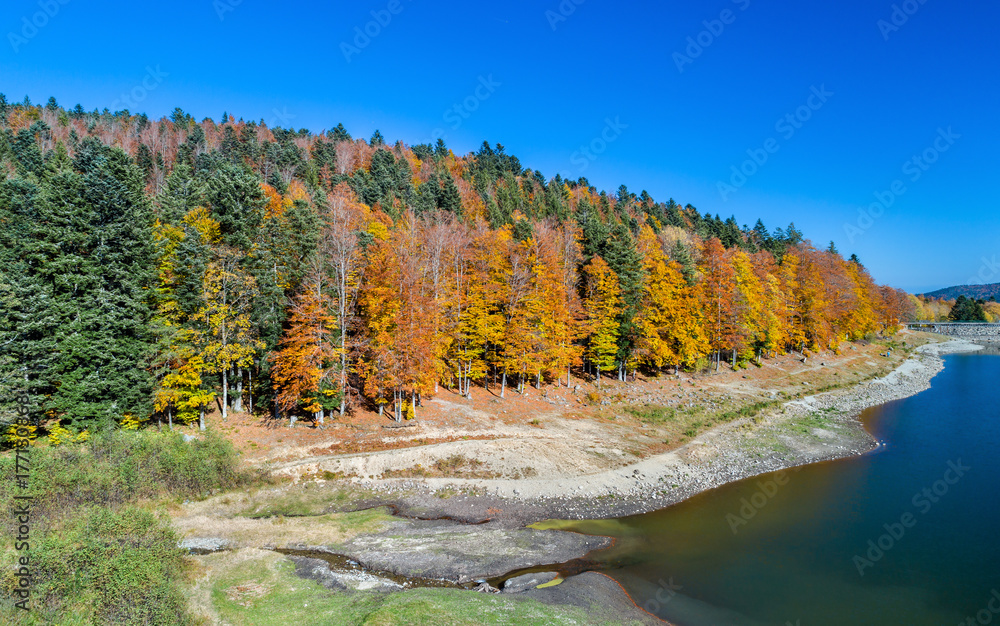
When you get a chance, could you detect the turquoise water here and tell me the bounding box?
[561,353,1000,625]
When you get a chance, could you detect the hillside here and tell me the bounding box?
[920,283,1000,301]
[0,95,914,440]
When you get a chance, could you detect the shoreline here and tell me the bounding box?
[176,336,988,625]
[331,336,984,526]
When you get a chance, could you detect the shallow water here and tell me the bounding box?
[548,353,1000,625]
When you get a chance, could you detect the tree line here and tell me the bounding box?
[0,95,914,439]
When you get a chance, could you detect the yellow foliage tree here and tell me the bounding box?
[583,256,622,382]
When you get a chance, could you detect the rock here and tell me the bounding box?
[473,581,500,593]
[289,556,403,592]
[182,434,195,442]
[337,519,610,583]
[522,572,662,624]
[503,571,559,593]
[179,537,232,554]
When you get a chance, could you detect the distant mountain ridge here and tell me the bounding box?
[920,283,1000,300]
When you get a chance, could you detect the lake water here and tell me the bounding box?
[547,353,1000,625]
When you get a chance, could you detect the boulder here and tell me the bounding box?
[179,537,232,554]
[502,571,559,593]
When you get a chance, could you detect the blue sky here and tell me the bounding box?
[2,0,998,293]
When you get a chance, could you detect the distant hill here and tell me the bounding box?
[920,283,1000,301]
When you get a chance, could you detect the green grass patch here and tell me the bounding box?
[0,429,265,624]
[623,404,678,424]
[786,412,836,435]
[717,399,783,424]
[205,550,634,626]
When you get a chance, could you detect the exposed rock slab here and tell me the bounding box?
[179,537,232,554]
[522,571,663,625]
[337,519,610,584]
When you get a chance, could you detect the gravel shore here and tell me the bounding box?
[267,337,986,625]
[336,337,984,526]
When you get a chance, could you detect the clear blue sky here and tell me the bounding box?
[2,0,998,293]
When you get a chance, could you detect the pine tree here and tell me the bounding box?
[438,172,462,215]
[3,140,156,429]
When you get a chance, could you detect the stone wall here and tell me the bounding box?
[908,323,1000,338]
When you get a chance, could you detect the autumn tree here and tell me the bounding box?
[699,238,736,371]
[582,256,622,382]
[269,286,339,426]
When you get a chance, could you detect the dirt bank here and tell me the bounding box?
[268,336,981,525]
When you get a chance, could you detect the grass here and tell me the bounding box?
[786,411,838,435]
[197,549,639,626]
[239,483,369,518]
[0,429,262,624]
[716,399,784,424]
[623,397,785,446]
[381,454,502,479]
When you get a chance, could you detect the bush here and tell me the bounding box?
[0,429,265,624]
[1,507,192,625]
[0,429,262,519]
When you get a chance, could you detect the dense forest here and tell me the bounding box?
[920,283,1000,302]
[0,95,915,441]
[911,295,1000,322]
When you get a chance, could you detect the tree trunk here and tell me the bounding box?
[567,367,571,388]
[290,414,297,427]
[235,366,243,412]
[221,367,228,420]
[315,409,324,425]
[501,371,506,399]
[199,406,206,431]
[168,406,173,431]
[411,391,417,420]
[536,371,541,390]
[247,367,253,413]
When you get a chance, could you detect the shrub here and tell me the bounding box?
[0,429,266,624]
[0,429,261,518]
[0,507,191,625]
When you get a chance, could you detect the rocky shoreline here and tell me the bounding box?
[334,337,984,527]
[188,336,985,625]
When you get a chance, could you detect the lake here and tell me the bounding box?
[547,353,1000,625]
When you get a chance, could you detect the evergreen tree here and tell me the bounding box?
[204,162,266,250]
[330,123,351,142]
[672,241,696,286]
[438,172,462,215]
[602,222,645,378]
[948,296,987,322]
[1,140,155,429]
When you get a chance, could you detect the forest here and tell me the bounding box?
[0,95,916,442]
[911,295,1000,322]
